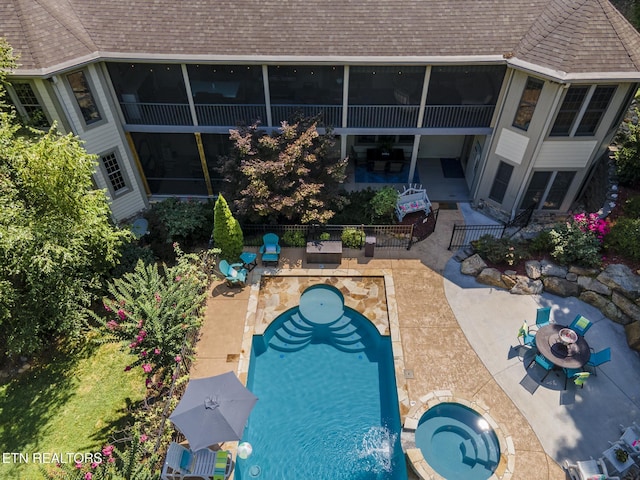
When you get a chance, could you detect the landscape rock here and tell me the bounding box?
[569,265,600,276]
[625,321,640,352]
[597,264,640,300]
[579,291,625,324]
[542,277,580,298]
[540,260,568,278]
[525,260,542,279]
[577,276,612,296]
[501,273,517,289]
[565,272,578,282]
[476,268,507,289]
[612,291,640,323]
[461,254,487,276]
[510,276,544,295]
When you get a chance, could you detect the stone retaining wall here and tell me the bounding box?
[460,254,640,352]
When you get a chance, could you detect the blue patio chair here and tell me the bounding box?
[528,353,554,381]
[534,307,551,330]
[260,233,281,266]
[218,259,248,287]
[161,442,232,480]
[517,321,536,348]
[569,315,593,337]
[572,371,590,389]
[563,367,584,389]
[586,347,611,376]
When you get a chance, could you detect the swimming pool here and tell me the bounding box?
[236,284,407,479]
[414,402,500,480]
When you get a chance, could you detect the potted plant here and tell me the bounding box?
[615,447,629,463]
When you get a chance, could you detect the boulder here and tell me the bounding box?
[577,276,612,296]
[612,291,640,323]
[543,277,580,298]
[461,254,487,276]
[625,321,640,352]
[476,268,507,289]
[501,273,517,289]
[565,272,578,282]
[569,265,600,276]
[540,260,568,278]
[597,264,640,300]
[510,276,544,295]
[579,291,627,324]
[525,260,542,279]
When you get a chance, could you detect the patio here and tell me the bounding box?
[190,202,640,480]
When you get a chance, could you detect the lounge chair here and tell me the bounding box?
[218,259,248,287]
[569,315,593,337]
[260,233,281,266]
[564,458,620,480]
[586,347,611,376]
[161,442,232,480]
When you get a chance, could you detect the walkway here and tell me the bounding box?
[190,203,640,480]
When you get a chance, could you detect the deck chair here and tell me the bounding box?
[161,442,232,480]
[572,371,590,389]
[586,347,611,376]
[218,259,248,287]
[528,354,554,381]
[569,315,593,337]
[564,458,620,480]
[260,233,281,266]
[563,367,583,390]
[619,422,640,456]
[534,307,551,330]
[517,321,536,348]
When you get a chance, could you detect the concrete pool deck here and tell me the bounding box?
[190,203,640,480]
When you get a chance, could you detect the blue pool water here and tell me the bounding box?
[415,403,500,480]
[237,285,407,479]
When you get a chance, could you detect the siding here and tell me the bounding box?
[536,140,598,169]
[495,128,529,165]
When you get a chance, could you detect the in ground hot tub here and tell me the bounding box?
[414,402,501,480]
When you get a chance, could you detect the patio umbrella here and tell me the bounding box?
[169,371,258,452]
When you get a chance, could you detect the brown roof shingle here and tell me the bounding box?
[2,0,639,77]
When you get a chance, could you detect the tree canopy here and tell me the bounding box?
[0,40,129,357]
[217,116,348,224]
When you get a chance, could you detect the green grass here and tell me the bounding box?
[0,342,145,479]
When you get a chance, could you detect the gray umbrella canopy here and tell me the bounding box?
[169,371,258,452]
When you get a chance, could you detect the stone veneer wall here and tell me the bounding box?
[460,254,640,352]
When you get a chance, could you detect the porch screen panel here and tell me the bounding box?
[426,65,506,106]
[348,66,424,105]
[131,132,208,195]
[201,134,233,194]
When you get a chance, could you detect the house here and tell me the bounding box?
[1,0,639,222]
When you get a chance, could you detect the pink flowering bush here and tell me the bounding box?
[572,212,610,243]
[92,244,208,387]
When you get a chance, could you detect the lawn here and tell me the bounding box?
[0,342,145,479]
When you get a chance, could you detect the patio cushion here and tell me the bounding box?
[576,316,589,329]
[265,245,277,253]
[180,450,194,473]
[229,268,238,278]
[587,475,605,480]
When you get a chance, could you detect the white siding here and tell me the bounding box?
[53,64,147,221]
[536,140,597,169]
[494,128,529,165]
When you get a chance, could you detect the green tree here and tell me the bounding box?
[218,115,348,224]
[213,193,244,261]
[615,108,640,189]
[0,42,129,356]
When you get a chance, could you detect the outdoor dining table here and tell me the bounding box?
[535,324,591,369]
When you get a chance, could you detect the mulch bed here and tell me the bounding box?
[398,210,436,241]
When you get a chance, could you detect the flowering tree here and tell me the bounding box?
[217,115,348,224]
[94,245,208,388]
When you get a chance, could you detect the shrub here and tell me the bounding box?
[623,194,640,218]
[606,217,640,261]
[330,189,376,225]
[282,230,306,247]
[548,222,602,267]
[528,230,553,255]
[369,187,399,224]
[319,232,331,241]
[614,109,640,188]
[572,212,609,243]
[213,194,244,261]
[111,242,156,278]
[147,198,214,246]
[471,235,528,266]
[341,228,365,248]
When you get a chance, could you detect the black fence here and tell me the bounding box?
[448,224,506,250]
[241,223,416,250]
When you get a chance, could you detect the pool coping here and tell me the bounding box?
[402,391,515,480]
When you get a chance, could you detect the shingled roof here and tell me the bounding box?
[1,0,640,79]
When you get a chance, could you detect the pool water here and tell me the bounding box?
[415,403,500,480]
[237,285,407,479]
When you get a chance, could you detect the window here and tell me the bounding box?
[488,161,514,203]
[67,71,102,125]
[12,82,49,128]
[550,86,589,136]
[512,77,543,131]
[519,171,576,210]
[100,151,129,196]
[575,86,616,136]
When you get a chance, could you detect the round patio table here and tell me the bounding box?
[535,324,591,369]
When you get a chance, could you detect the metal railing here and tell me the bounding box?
[271,105,342,127]
[195,104,268,126]
[422,105,495,128]
[241,223,415,249]
[448,224,506,250]
[347,105,420,128]
[119,102,193,125]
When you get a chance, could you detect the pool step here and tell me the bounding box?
[460,434,499,468]
[281,319,313,338]
[269,335,311,352]
[333,340,366,353]
[289,313,315,331]
[327,315,351,330]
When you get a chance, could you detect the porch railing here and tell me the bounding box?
[347,105,420,128]
[195,104,268,126]
[422,105,495,128]
[271,105,342,127]
[119,102,192,125]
